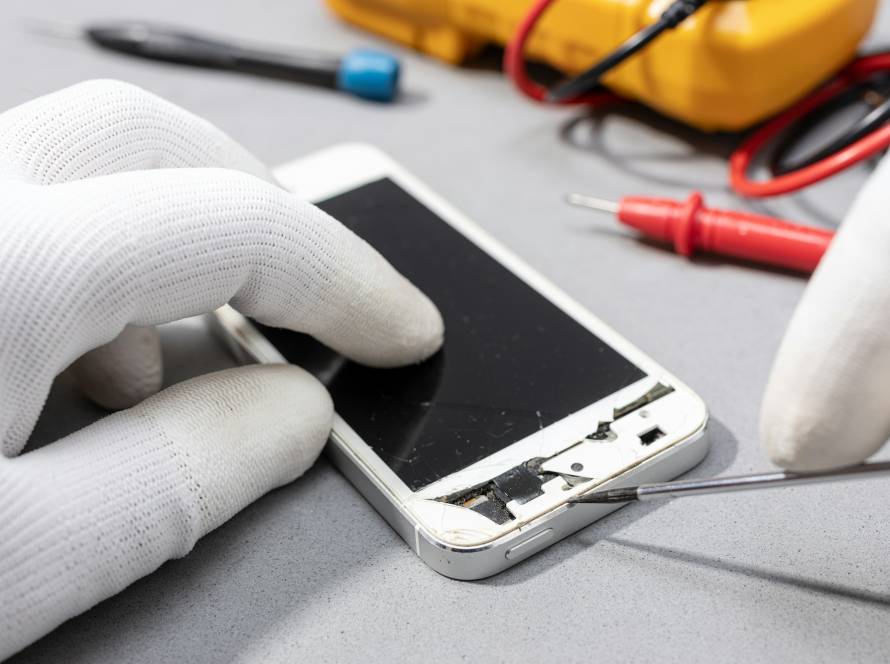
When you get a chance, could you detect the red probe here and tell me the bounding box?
[567,192,834,273]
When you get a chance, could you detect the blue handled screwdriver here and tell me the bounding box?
[28,20,401,102]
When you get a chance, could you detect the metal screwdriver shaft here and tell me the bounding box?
[569,461,890,504]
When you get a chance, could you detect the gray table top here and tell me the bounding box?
[6,1,890,662]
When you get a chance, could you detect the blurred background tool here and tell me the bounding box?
[326,0,876,131]
[569,461,890,504]
[28,20,401,102]
[567,192,834,273]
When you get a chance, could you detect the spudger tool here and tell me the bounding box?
[27,20,400,102]
[569,461,890,504]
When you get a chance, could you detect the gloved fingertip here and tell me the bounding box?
[79,369,164,411]
[140,364,334,538]
[256,364,335,441]
[760,424,814,471]
[390,294,445,367]
[1,438,20,459]
[71,326,163,410]
[760,400,880,472]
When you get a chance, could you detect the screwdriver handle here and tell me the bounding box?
[85,22,400,101]
[619,192,834,273]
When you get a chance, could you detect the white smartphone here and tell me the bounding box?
[211,143,709,580]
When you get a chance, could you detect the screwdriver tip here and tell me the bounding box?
[566,193,620,214]
[22,18,84,41]
[569,486,639,504]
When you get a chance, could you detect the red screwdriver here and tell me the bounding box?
[567,191,834,273]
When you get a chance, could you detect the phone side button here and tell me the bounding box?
[504,529,554,560]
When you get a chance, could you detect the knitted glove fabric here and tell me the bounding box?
[761,153,890,470]
[0,80,443,659]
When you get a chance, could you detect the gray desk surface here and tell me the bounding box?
[6,1,890,662]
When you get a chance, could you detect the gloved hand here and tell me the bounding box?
[761,154,890,470]
[0,80,443,659]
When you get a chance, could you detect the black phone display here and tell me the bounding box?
[255,178,645,490]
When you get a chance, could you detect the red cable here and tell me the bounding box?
[730,52,890,197]
[508,2,890,198]
[504,0,617,106]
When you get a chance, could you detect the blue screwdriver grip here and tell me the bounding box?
[337,49,400,102]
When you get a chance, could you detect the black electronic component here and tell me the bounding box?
[586,421,616,441]
[439,459,566,524]
[638,426,666,446]
[491,465,547,505]
[456,491,514,525]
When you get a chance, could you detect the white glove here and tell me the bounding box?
[761,153,890,470]
[0,80,443,659]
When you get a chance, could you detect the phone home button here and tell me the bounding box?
[505,529,554,560]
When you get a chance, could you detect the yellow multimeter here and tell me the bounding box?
[325,0,878,131]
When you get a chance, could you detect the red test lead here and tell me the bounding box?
[567,191,834,273]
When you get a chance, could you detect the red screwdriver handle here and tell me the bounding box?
[617,192,834,273]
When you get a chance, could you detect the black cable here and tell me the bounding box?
[770,72,890,175]
[547,0,710,103]
[546,21,667,102]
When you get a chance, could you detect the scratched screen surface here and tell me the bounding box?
[254,178,645,491]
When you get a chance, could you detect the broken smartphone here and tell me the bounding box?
[211,143,709,580]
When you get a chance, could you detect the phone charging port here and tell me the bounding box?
[638,426,665,446]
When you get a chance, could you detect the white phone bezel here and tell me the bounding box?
[228,142,708,550]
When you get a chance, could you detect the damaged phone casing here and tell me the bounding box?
[210,144,709,580]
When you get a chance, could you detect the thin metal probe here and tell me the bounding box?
[566,193,620,214]
[22,19,84,41]
[569,461,890,504]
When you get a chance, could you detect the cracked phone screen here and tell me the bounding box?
[253,178,645,491]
